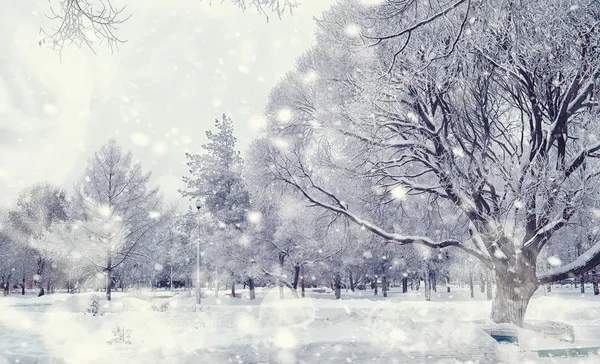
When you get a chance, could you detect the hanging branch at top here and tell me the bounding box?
[40,0,299,54]
[40,0,130,54]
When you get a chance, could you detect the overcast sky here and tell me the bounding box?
[0,0,335,208]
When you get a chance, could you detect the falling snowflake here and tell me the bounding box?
[277,108,293,123]
[131,132,150,147]
[345,24,361,37]
[247,211,263,224]
[390,186,407,200]
[547,256,562,267]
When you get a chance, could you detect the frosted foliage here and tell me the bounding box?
[360,0,385,6]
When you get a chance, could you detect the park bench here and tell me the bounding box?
[225,293,242,298]
[477,322,519,344]
[522,320,575,343]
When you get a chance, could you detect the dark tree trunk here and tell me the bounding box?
[248,278,255,300]
[592,270,599,296]
[349,270,355,292]
[334,273,341,300]
[231,279,236,297]
[415,279,420,291]
[469,272,474,299]
[480,275,485,293]
[431,272,437,292]
[382,275,388,298]
[21,276,25,295]
[301,266,306,298]
[424,270,431,301]
[581,274,586,294]
[292,265,300,291]
[402,277,408,293]
[278,252,286,299]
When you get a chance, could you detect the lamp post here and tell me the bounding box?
[195,199,202,311]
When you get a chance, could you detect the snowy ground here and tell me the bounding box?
[1,286,599,364]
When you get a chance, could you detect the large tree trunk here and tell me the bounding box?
[490,262,538,327]
[231,279,236,297]
[581,274,585,294]
[248,278,256,300]
[349,270,355,292]
[402,277,408,293]
[431,272,437,292]
[334,273,341,300]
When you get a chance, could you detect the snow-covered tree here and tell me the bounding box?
[257,0,600,326]
[7,182,69,292]
[48,139,165,300]
[180,114,259,298]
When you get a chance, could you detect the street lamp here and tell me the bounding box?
[195,199,202,311]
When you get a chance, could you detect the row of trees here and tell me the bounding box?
[1,115,491,303]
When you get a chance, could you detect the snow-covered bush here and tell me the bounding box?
[85,295,103,316]
[108,326,131,345]
[152,301,170,312]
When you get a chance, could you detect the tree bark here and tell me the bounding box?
[382,275,388,298]
[349,270,355,292]
[231,279,236,297]
[278,252,285,299]
[248,278,255,300]
[431,272,437,292]
[592,270,599,296]
[215,267,219,297]
[469,272,474,299]
[301,266,306,298]
[490,260,538,327]
[334,273,341,300]
[424,270,431,301]
[402,277,408,293]
[581,274,586,294]
[106,268,112,301]
[486,273,493,301]
[480,275,485,293]
[292,264,300,291]
[106,253,113,301]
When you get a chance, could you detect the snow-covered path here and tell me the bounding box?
[1,287,600,363]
